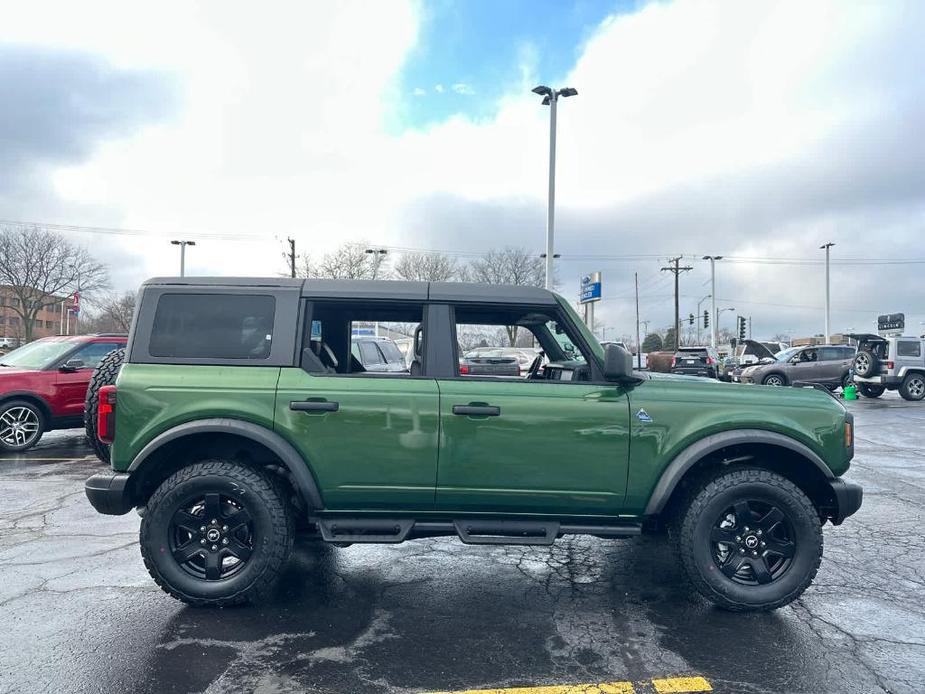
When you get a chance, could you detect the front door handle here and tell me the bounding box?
[290,400,339,413]
[452,404,501,417]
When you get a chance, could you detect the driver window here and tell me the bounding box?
[452,305,592,380]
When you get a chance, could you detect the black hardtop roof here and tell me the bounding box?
[142,277,558,305]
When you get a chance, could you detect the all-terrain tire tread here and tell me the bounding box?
[139,459,294,607]
[83,347,125,462]
[670,467,823,612]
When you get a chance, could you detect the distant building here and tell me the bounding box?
[0,286,72,344]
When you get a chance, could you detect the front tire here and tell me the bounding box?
[0,399,45,452]
[762,374,787,387]
[140,459,293,607]
[673,468,822,612]
[899,373,925,401]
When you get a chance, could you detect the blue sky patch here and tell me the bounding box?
[391,0,635,131]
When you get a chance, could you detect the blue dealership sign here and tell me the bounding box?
[580,272,602,304]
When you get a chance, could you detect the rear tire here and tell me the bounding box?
[140,459,294,607]
[899,373,925,402]
[671,467,822,612]
[858,383,885,398]
[762,374,787,387]
[84,348,125,463]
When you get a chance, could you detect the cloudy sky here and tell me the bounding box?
[1,0,923,340]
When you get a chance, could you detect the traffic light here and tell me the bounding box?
[703,309,709,328]
[689,313,695,326]
[737,316,747,340]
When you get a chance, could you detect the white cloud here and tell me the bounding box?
[3,0,924,337]
[412,87,426,96]
[451,83,475,95]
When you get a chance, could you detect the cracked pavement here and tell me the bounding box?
[1,393,923,694]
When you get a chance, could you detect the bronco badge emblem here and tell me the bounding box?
[635,408,653,423]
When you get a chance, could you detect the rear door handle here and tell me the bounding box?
[452,404,501,417]
[290,400,339,412]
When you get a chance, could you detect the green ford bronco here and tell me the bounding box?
[85,277,861,611]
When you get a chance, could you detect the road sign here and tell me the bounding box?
[877,313,904,332]
[579,272,602,304]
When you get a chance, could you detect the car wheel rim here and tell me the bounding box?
[766,377,783,386]
[710,499,795,586]
[910,378,925,397]
[0,406,40,447]
[168,492,255,581]
[855,354,869,373]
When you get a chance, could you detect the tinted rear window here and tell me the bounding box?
[149,294,275,359]
[897,341,921,357]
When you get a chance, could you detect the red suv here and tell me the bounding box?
[0,334,126,452]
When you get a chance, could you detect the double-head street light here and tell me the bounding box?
[533,85,578,289]
[171,240,196,277]
[702,255,724,348]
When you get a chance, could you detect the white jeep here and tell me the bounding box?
[851,334,925,401]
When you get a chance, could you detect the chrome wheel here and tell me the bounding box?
[763,375,785,387]
[907,376,925,399]
[0,405,41,449]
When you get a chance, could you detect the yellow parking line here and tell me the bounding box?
[426,682,636,694]
[651,677,712,693]
[427,676,712,694]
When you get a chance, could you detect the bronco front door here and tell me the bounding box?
[434,303,631,516]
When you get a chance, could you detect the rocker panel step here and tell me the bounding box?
[318,518,414,543]
[454,519,560,545]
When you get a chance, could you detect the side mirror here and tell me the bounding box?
[60,359,85,372]
[603,343,633,382]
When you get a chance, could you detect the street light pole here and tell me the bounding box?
[171,240,196,277]
[702,255,724,348]
[533,85,577,290]
[820,242,834,343]
[696,294,712,344]
[365,248,388,336]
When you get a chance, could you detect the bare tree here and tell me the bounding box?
[85,291,136,333]
[466,247,545,346]
[298,243,389,280]
[393,252,459,282]
[0,225,109,342]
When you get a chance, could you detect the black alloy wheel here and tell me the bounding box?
[710,499,795,585]
[169,492,254,581]
[140,460,293,607]
[673,467,823,611]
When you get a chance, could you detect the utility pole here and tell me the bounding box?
[171,240,196,277]
[820,242,834,343]
[533,85,577,289]
[287,238,296,278]
[702,255,723,348]
[635,272,641,368]
[661,257,693,349]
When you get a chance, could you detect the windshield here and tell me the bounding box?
[554,294,603,363]
[0,339,77,370]
[774,346,802,362]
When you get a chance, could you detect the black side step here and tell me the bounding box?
[454,520,559,545]
[317,518,414,543]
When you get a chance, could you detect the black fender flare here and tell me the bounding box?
[128,418,324,508]
[644,429,834,516]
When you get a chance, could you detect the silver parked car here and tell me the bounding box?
[739,345,855,389]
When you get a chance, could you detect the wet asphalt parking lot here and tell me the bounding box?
[1,393,923,694]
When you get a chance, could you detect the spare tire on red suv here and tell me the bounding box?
[853,349,878,378]
[84,347,125,463]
